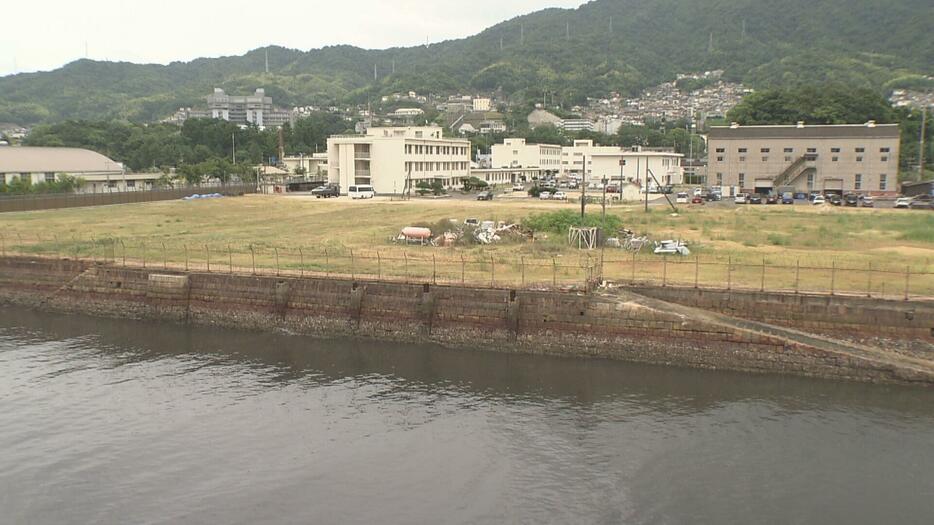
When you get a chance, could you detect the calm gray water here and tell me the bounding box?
[1,307,933,525]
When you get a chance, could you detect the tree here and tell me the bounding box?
[727,85,896,126]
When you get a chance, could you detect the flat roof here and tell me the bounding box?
[0,147,123,173]
[709,123,900,140]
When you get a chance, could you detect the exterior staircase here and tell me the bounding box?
[773,154,817,188]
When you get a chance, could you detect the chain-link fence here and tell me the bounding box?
[1,234,932,300]
[0,184,256,213]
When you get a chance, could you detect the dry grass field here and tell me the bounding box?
[2,194,932,296]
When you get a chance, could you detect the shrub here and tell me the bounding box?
[522,210,623,234]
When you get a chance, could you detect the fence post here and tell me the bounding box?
[350,249,355,280]
[694,255,699,289]
[461,254,466,285]
[521,256,526,287]
[376,251,382,280]
[275,247,280,276]
[142,242,147,268]
[184,244,188,271]
[662,255,668,287]
[553,257,558,287]
[905,266,911,301]
[830,259,836,296]
[111,238,116,263]
[250,245,256,275]
[162,242,167,269]
[867,262,872,298]
[432,254,437,284]
[631,251,636,285]
[794,259,800,294]
[403,251,408,281]
[1,233,4,256]
[760,257,766,292]
[727,256,732,290]
[205,244,211,273]
[325,248,329,277]
[490,254,495,288]
[299,247,304,278]
[229,244,233,274]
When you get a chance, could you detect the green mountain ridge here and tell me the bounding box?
[1,0,931,125]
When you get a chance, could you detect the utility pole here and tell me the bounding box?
[580,155,587,224]
[920,107,928,181]
[265,49,269,74]
[231,133,236,164]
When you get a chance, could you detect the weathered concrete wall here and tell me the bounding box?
[0,256,930,385]
[630,286,934,342]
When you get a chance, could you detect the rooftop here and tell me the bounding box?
[0,147,123,174]
[709,122,900,140]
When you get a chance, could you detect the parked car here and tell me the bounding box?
[691,195,704,204]
[552,191,568,201]
[781,192,795,205]
[794,192,808,200]
[734,193,749,204]
[568,180,580,189]
[676,192,690,204]
[476,191,494,201]
[606,184,620,194]
[311,184,340,198]
[809,192,822,202]
[706,192,722,202]
[693,187,703,196]
[766,194,779,205]
[748,194,764,204]
[464,218,479,226]
[829,194,843,206]
[512,183,524,192]
[813,195,826,205]
[894,197,912,208]
[539,191,552,200]
[348,185,375,199]
[843,193,860,207]
[861,196,874,208]
[909,195,934,209]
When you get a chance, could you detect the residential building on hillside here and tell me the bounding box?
[707,122,900,195]
[491,138,562,173]
[558,119,595,132]
[0,147,161,192]
[206,88,292,128]
[472,98,493,112]
[327,127,470,195]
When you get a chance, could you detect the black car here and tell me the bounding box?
[748,194,764,204]
[829,194,843,206]
[476,191,494,201]
[843,194,860,207]
[766,194,779,204]
[311,184,340,198]
[909,195,934,209]
[781,192,795,204]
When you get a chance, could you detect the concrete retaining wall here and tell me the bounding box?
[0,256,929,385]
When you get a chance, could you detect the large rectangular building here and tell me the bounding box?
[207,88,292,129]
[327,127,470,195]
[491,138,562,174]
[707,122,900,195]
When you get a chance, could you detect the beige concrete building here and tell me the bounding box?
[327,127,470,195]
[707,122,900,195]
[283,153,328,178]
[491,138,562,173]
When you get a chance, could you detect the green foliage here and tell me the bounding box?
[522,210,622,234]
[0,173,87,195]
[2,0,931,125]
[460,176,489,191]
[897,216,934,242]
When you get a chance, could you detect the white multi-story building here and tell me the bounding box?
[282,153,329,178]
[472,98,492,112]
[589,147,685,188]
[327,127,470,195]
[206,88,291,128]
[560,139,620,179]
[491,138,562,174]
[558,119,595,132]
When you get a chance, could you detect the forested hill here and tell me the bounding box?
[1,0,932,125]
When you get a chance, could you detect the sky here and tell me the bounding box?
[1,0,585,77]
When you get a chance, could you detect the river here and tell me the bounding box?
[1,306,933,524]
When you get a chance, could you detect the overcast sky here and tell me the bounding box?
[1,0,585,77]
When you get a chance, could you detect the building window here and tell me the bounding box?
[716,148,725,153]
[856,156,863,162]
[717,156,724,162]
[855,174,862,190]
[738,173,745,187]
[831,148,841,153]
[832,157,839,162]
[45,172,56,183]
[0,174,5,185]
[880,147,890,153]
[855,147,865,153]
[738,148,747,153]
[716,173,723,185]
[785,156,793,162]
[760,148,770,153]
[762,157,769,162]
[880,174,887,191]
[784,148,794,153]
[807,148,817,153]
[739,156,747,162]
[807,173,814,189]
[881,156,888,162]
[126,180,136,188]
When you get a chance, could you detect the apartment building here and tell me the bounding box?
[207,88,291,128]
[558,119,595,132]
[707,122,900,195]
[491,138,562,174]
[327,127,470,195]
[560,139,620,179]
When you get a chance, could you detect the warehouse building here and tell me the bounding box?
[0,146,159,192]
[707,122,900,196]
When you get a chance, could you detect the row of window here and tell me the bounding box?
[405,161,469,173]
[716,155,889,163]
[728,173,890,191]
[716,147,892,154]
[404,144,468,156]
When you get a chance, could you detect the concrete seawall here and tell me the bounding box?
[1,256,932,385]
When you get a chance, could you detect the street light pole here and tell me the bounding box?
[580,154,587,224]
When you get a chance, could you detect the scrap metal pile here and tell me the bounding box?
[395,219,532,247]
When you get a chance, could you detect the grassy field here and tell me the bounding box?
[2,194,933,296]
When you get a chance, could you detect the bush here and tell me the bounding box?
[522,210,623,234]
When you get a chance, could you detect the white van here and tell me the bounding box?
[348,185,375,199]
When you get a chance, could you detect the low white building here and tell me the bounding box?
[327,127,470,195]
[590,148,685,188]
[0,146,161,192]
[560,139,620,179]
[491,138,562,173]
[282,153,328,178]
